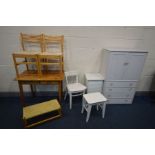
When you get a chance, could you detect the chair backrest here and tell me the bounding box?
[43,35,64,54]
[20,33,43,52]
[12,52,39,77]
[38,53,63,74]
[65,71,79,85]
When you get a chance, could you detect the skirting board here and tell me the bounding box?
[0,91,154,97]
[0,91,61,97]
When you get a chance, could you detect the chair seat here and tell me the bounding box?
[83,92,107,104]
[67,83,86,93]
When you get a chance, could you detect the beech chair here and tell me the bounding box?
[12,52,39,77]
[64,71,87,109]
[43,35,64,54]
[20,33,43,95]
[38,53,63,74]
[42,35,64,72]
[20,33,43,52]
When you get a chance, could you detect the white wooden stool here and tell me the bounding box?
[81,92,107,122]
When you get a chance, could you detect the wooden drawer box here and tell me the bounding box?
[85,73,104,93]
[23,99,62,128]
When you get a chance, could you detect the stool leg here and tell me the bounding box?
[81,97,85,113]
[86,105,92,122]
[102,102,106,118]
[69,93,72,109]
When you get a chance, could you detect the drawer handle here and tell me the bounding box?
[108,95,111,97]
[110,83,113,86]
[109,89,112,91]
[125,99,128,102]
[129,83,133,86]
[124,62,129,66]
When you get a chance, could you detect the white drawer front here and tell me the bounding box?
[87,81,103,93]
[103,87,135,98]
[107,98,133,104]
[104,81,137,88]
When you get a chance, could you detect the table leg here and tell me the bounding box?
[30,84,36,97]
[61,81,63,99]
[18,81,25,104]
[58,81,62,102]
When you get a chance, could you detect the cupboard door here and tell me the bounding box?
[106,52,128,80]
[123,53,147,80]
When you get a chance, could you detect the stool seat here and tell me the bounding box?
[23,99,61,128]
[83,92,107,104]
[82,92,107,122]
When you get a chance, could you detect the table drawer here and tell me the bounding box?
[107,98,133,104]
[104,81,137,88]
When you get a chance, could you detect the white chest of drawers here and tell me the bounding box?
[100,49,148,104]
[85,73,104,93]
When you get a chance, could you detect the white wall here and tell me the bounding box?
[0,26,155,92]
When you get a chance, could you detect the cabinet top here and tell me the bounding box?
[103,48,148,53]
[85,73,104,80]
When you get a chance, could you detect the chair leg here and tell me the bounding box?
[64,90,67,100]
[81,97,85,113]
[83,90,86,94]
[102,102,106,118]
[86,105,92,122]
[69,93,72,110]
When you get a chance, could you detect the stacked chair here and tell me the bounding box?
[13,33,64,77]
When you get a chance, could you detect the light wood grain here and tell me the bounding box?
[20,33,43,52]
[13,33,65,104]
[23,99,62,128]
